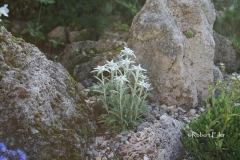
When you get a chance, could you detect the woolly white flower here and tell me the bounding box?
[105,60,120,71]
[119,57,135,69]
[114,75,129,85]
[120,47,136,58]
[138,80,151,90]
[91,65,109,75]
[0,4,9,21]
[130,64,147,72]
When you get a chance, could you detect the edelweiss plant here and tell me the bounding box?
[91,47,152,131]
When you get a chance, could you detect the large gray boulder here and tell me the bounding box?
[0,27,96,159]
[128,0,216,108]
[213,31,238,73]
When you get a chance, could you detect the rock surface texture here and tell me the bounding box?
[121,114,184,160]
[128,0,216,108]
[0,27,96,159]
[213,31,238,73]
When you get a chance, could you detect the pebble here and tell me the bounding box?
[95,157,101,160]
[173,108,179,112]
[189,109,196,116]
[87,150,92,157]
[154,106,160,111]
[199,107,205,112]
[146,114,155,123]
[114,142,120,149]
[82,78,94,87]
[121,136,128,142]
[178,107,187,113]
[151,110,158,116]
[169,105,176,110]
[92,148,99,157]
[160,104,168,110]
[102,157,107,160]
[155,114,161,120]
[83,88,90,92]
[108,152,114,159]
[127,133,132,137]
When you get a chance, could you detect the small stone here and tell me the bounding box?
[178,107,186,113]
[108,152,114,159]
[169,105,176,110]
[83,89,90,92]
[48,26,67,43]
[154,106,160,111]
[95,157,101,160]
[145,104,153,113]
[183,117,190,123]
[189,116,196,121]
[144,155,150,160]
[92,148,99,157]
[156,114,161,120]
[87,151,92,156]
[147,114,155,123]
[77,82,85,90]
[199,107,205,112]
[127,133,132,137]
[189,109,196,116]
[121,136,128,142]
[173,108,179,113]
[151,110,158,116]
[160,104,168,110]
[137,122,152,131]
[102,157,107,160]
[114,142,120,149]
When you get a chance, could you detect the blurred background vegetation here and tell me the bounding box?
[0,0,239,55]
[0,0,145,41]
[212,0,240,55]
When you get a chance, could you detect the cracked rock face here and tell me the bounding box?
[128,0,216,108]
[0,27,96,159]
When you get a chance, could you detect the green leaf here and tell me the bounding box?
[102,2,112,14]
[35,31,45,40]
[30,29,36,37]
[21,28,30,34]
[37,0,55,4]
[36,25,43,31]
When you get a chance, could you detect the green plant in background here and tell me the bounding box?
[91,47,151,131]
[49,39,62,58]
[20,0,55,42]
[0,19,10,27]
[182,76,240,160]
[0,0,145,47]
[212,0,240,57]
[21,21,45,41]
[229,35,240,56]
